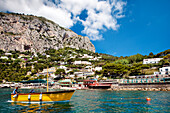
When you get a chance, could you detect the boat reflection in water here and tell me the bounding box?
[11,101,74,112]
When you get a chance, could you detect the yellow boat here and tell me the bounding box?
[11,90,75,102]
[11,67,75,103]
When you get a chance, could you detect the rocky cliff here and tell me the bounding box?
[0,12,95,53]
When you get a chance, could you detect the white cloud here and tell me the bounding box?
[0,0,126,41]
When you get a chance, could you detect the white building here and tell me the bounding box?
[18,54,30,58]
[58,66,67,70]
[0,56,8,59]
[74,72,84,78]
[85,66,93,72]
[143,58,163,64]
[73,61,91,65]
[89,57,99,61]
[59,61,67,65]
[159,66,170,75]
[46,55,50,58]
[83,72,95,76]
[42,67,56,73]
[82,54,93,59]
[5,53,12,55]
[94,67,102,71]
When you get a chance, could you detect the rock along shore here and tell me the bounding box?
[109,82,170,91]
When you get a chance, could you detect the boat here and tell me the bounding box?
[83,79,111,89]
[11,68,75,103]
[11,90,75,102]
[88,82,111,89]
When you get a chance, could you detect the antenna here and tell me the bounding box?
[47,66,49,92]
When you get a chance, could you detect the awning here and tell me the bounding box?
[20,79,46,83]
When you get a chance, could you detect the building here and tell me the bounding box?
[74,61,92,65]
[18,54,30,59]
[0,56,8,59]
[42,67,56,73]
[74,72,84,78]
[85,66,93,72]
[5,53,12,56]
[58,66,67,70]
[94,67,102,71]
[58,79,72,87]
[143,58,163,64]
[58,61,67,65]
[82,54,93,59]
[83,72,95,76]
[159,66,170,75]
[89,57,99,61]
[46,55,50,58]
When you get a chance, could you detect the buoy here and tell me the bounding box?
[146,98,151,101]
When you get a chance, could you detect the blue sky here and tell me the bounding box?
[0,0,169,56]
[71,0,170,56]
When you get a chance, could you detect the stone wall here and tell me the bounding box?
[110,82,170,91]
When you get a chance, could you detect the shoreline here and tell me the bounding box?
[1,82,170,91]
[110,82,170,91]
[0,87,170,91]
[109,87,170,91]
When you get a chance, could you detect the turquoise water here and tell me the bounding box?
[0,88,169,113]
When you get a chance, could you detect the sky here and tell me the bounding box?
[0,0,169,56]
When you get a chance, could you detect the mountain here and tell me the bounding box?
[0,12,95,53]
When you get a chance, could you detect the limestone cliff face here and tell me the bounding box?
[0,12,95,53]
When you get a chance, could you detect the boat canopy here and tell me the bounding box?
[20,79,46,83]
[58,79,72,83]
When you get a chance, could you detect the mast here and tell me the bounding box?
[47,66,49,92]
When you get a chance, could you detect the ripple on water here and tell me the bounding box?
[0,89,170,112]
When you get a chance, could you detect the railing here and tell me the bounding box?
[121,77,170,84]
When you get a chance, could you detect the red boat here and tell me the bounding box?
[88,82,111,89]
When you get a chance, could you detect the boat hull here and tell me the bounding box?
[11,90,75,102]
[88,85,111,89]
[88,83,111,89]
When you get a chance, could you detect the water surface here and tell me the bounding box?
[0,88,169,112]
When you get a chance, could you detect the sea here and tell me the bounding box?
[0,88,169,113]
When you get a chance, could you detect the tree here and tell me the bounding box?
[128,54,144,63]
[55,69,65,77]
[38,75,45,79]
[102,63,129,78]
[114,59,129,64]
[0,50,5,55]
[149,52,154,56]
[66,58,75,64]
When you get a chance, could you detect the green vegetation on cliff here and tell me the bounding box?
[0,48,169,82]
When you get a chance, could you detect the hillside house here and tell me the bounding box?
[74,72,84,78]
[58,61,67,65]
[159,66,170,75]
[58,66,67,70]
[46,55,50,58]
[74,61,92,65]
[143,58,163,64]
[0,56,8,59]
[5,53,12,56]
[89,57,99,61]
[42,67,56,73]
[94,67,102,71]
[58,79,72,87]
[18,54,30,59]
[82,54,93,59]
[85,66,93,72]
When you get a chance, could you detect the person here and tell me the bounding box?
[13,87,19,98]
[30,89,35,93]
